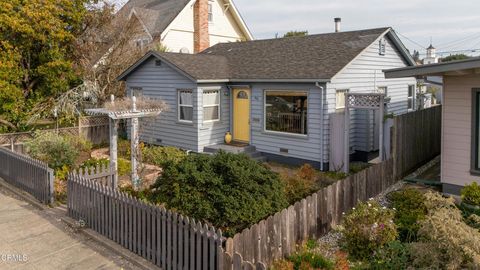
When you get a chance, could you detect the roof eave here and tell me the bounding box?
[197,78,331,83]
[384,58,480,78]
[116,51,197,82]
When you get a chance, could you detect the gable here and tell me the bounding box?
[118,52,196,82]
[160,0,252,42]
[332,31,415,80]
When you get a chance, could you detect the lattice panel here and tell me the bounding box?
[347,93,384,109]
[80,116,109,127]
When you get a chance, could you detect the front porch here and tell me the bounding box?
[203,143,267,162]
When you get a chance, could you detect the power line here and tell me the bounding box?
[438,33,480,50]
[395,31,427,49]
[417,48,480,56]
[436,32,480,48]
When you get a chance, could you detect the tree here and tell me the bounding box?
[283,30,308,38]
[441,54,470,62]
[0,0,94,131]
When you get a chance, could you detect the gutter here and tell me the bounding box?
[315,82,326,171]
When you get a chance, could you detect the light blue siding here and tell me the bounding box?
[125,58,199,151]
[197,84,231,150]
[326,34,417,161]
[249,83,324,164]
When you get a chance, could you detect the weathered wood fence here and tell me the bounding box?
[67,174,225,270]
[0,116,109,152]
[76,163,116,188]
[0,147,54,204]
[392,105,442,178]
[225,159,395,266]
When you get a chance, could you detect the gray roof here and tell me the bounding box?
[116,0,191,37]
[119,27,415,82]
[384,56,480,78]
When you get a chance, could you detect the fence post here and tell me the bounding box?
[48,168,55,204]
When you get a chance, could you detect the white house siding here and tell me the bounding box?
[197,84,231,150]
[325,35,416,163]
[161,0,246,54]
[125,58,199,151]
[442,75,480,190]
[249,83,324,166]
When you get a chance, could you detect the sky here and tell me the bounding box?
[114,0,480,58]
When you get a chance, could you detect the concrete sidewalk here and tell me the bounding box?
[0,189,139,270]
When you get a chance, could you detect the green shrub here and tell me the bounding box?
[410,191,480,269]
[389,188,427,242]
[118,158,131,176]
[150,151,288,236]
[461,182,480,206]
[142,145,187,168]
[25,131,80,170]
[369,241,410,270]
[117,138,131,159]
[80,158,109,169]
[338,200,397,260]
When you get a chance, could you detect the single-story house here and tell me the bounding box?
[385,57,480,194]
[118,27,417,171]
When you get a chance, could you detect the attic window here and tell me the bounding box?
[155,60,162,66]
[379,38,386,55]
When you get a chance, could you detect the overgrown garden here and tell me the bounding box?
[271,184,480,269]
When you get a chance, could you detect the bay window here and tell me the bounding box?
[265,91,308,135]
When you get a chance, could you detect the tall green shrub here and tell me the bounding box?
[150,151,288,235]
[390,188,427,242]
[461,182,480,206]
[25,131,80,170]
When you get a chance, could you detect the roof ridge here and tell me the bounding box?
[203,27,391,52]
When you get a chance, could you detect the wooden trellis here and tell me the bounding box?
[343,93,385,173]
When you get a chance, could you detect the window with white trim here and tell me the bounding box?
[178,90,193,122]
[208,3,213,22]
[336,89,348,109]
[265,91,308,135]
[408,85,415,110]
[203,90,220,122]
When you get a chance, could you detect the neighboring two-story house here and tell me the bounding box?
[111,0,252,53]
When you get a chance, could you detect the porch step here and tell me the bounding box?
[203,144,267,162]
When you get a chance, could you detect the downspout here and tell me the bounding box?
[315,82,325,171]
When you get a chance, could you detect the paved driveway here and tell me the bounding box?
[0,189,138,270]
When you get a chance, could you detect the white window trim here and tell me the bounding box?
[263,90,309,137]
[335,89,349,110]
[203,90,220,123]
[208,2,213,23]
[407,85,416,111]
[178,89,193,123]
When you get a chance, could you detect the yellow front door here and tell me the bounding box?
[233,89,251,142]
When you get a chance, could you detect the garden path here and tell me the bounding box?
[0,188,139,270]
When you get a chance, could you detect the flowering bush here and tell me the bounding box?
[338,199,397,260]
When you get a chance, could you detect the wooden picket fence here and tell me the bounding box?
[225,159,394,266]
[67,174,224,270]
[76,163,116,188]
[0,147,54,204]
[392,105,442,178]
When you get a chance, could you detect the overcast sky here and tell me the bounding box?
[115,0,480,57]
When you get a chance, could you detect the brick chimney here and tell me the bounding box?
[194,0,210,53]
